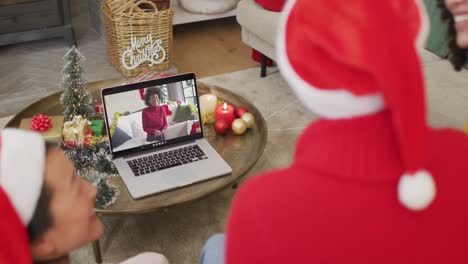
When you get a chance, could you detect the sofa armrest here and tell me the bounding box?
[237,0,281,46]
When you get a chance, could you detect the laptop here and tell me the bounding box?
[101,73,232,199]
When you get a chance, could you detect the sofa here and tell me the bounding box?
[237,0,281,77]
[238,0,467,73]
[110,106,197,151]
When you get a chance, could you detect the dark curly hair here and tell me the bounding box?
[27,142,55,243]
[437,0,468,71]
[144,87,163,107]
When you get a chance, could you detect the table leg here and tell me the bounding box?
[261,54,267,78]
[92,240,103,263]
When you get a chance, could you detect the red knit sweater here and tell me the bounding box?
[142,106,168,138]
[226,110,468,263]
[0,188,32,264]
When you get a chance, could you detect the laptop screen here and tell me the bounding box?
[102,74,202,155]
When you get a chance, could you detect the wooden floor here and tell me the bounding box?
[172,17,258,78]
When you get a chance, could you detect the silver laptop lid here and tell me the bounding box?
[101,73,203,158]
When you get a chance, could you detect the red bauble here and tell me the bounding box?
[214,119,229,135]
[235,107,248,118]
[30,114,52,131]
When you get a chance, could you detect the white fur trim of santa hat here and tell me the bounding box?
[0,129,45,226]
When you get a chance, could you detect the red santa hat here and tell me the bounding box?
[277,0,435,211]
[0,187,33,263]
[0,129,46,225]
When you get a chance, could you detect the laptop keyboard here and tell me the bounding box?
[126,145,207,177]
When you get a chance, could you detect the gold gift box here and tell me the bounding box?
[62,115,88,142]
[19,115,64,143]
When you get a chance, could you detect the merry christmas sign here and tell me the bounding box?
[121,33,166,70]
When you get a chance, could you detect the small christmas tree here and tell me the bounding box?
[60,46,94,121]
[61,138,119,209]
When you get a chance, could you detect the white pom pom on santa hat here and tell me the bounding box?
[0,129,45,226]
[398,170,436,211]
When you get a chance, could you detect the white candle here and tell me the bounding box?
[199,94,218,116]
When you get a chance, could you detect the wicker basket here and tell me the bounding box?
[103,0,174,77]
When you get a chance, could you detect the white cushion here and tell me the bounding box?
[166,102,178,123]
[237,0,281,47]
[179,0,238,14]
[186,120,194,135]
[165,121,188,140]
[117,112,143,137]
[131,120,146,139]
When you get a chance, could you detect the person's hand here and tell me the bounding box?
[154,130,162,136]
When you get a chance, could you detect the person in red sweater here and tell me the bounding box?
[142,87,168,142]
[201,0,468,263]
[0,187,32,264]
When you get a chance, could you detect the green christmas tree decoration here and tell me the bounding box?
[60,46,95,121]
[95,178,118,209]
[60,138,119,209]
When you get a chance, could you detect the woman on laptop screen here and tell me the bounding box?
[142,87,168,142]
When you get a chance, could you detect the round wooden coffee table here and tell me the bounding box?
[5,78,268,263]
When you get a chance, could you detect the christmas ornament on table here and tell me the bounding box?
[19,115,64,142]
[62,115,89,143]
[240,112,255,128]
[90,119,105,136]
[30,114,52,131]
[199,94,218,124]
[235,106,248,118]
[214,119,229,135]
[232,118,247,135]
[59,46,95,122]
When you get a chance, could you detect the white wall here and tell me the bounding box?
[104,89,145,125]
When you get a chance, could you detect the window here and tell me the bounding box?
[160,85,168,103]
[182,80,197,106]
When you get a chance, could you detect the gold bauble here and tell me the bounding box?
[232,119,247,135]
[241,112,255,128]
